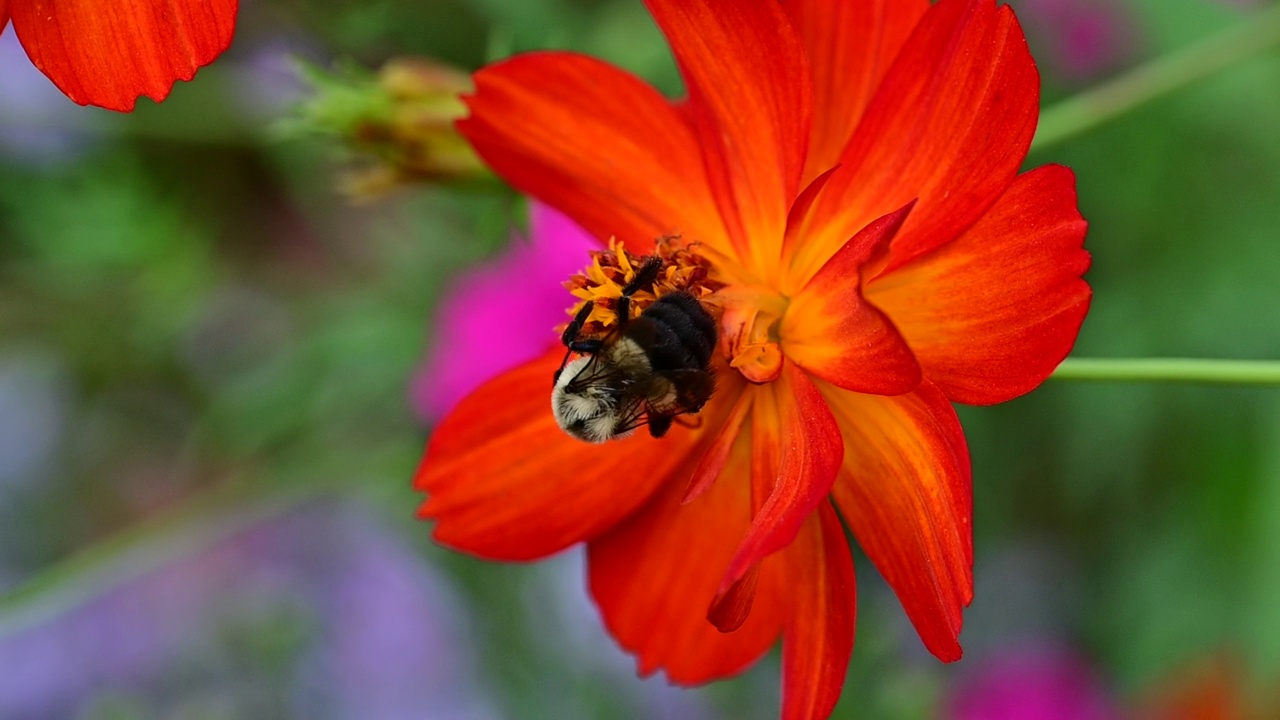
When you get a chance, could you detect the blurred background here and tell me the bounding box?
[1,0,1278,718]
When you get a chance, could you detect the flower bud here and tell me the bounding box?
[291,57,488,199]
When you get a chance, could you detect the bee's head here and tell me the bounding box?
[551,356,627,443]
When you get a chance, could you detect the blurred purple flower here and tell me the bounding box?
[0,501,497,720]
[945,641,1116,720]
[230,36,326,120]
[0,32,94,163]
[1014,0,1135,81]
[411,202,596,423]
[0,352,68,492]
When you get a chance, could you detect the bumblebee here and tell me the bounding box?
[552,256,717,443]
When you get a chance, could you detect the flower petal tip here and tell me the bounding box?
[11,0,238,112]
[707,567,760,634]
[783,204,924,396]
[937,643,964,664]
[716,366,843,597]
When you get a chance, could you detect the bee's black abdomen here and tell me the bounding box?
[631,292,717,373]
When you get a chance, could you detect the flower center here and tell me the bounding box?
[708,284,788,383]
[560,236,724,337]
[560,237,787,385]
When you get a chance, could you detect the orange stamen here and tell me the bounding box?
[710,285,789,384]
[560,236,725,339]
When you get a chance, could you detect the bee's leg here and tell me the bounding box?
[553,338,604,385]
[617,256,664,328]
[553,348,572,385]
[647,413,675,438]
[561,300,595,347]
[673,414,704,429]
[554,301,604,385]
[553,340,602,384]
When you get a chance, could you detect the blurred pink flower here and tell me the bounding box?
[411,201,596,423]
[1015,0,1135,81]
[946,641,1116,720]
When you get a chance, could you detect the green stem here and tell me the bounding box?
[0,479,341,636]
[1051,358,1280,385]
[1033,3,1280,151]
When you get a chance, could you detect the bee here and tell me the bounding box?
[552,256,717,443]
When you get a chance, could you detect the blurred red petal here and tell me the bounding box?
[791,0,1038,284]
[781,501,856,720]
[11,0,237,112]
[645,0,811,281]
[716,362,842,599]
[867,165,1091,405]
[457,52,732,259]
[784,0,928,184]
[589,425,787,683]
[415,349,702,560]
[822,380,973,662]
[782,202,921,395]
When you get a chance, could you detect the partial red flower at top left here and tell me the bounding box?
[0,0,237,112]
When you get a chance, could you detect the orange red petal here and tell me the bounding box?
[457,52,731,258]
[683,385,752,504]
[706,564,761,634]
[822,380,973,663]
[791,0,1039,285]
[781,165,842,266]
[781,501,857,720]
[716,362,843,600]
[415,349,700,560]
[866,165,1092,405]
[588,426,787,684]
[10,0,237,112]
[645,0,811,280]
[784,0,929,184]
[781,203,922,395]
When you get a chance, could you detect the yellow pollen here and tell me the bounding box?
[560,236,725,338]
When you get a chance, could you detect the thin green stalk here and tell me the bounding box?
[0,479,340,637]
[1051,358,1280,385]
[1033,4,1280,151]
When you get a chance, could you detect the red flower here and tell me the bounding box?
[416,0,1091,717]
[0,0,237,112]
